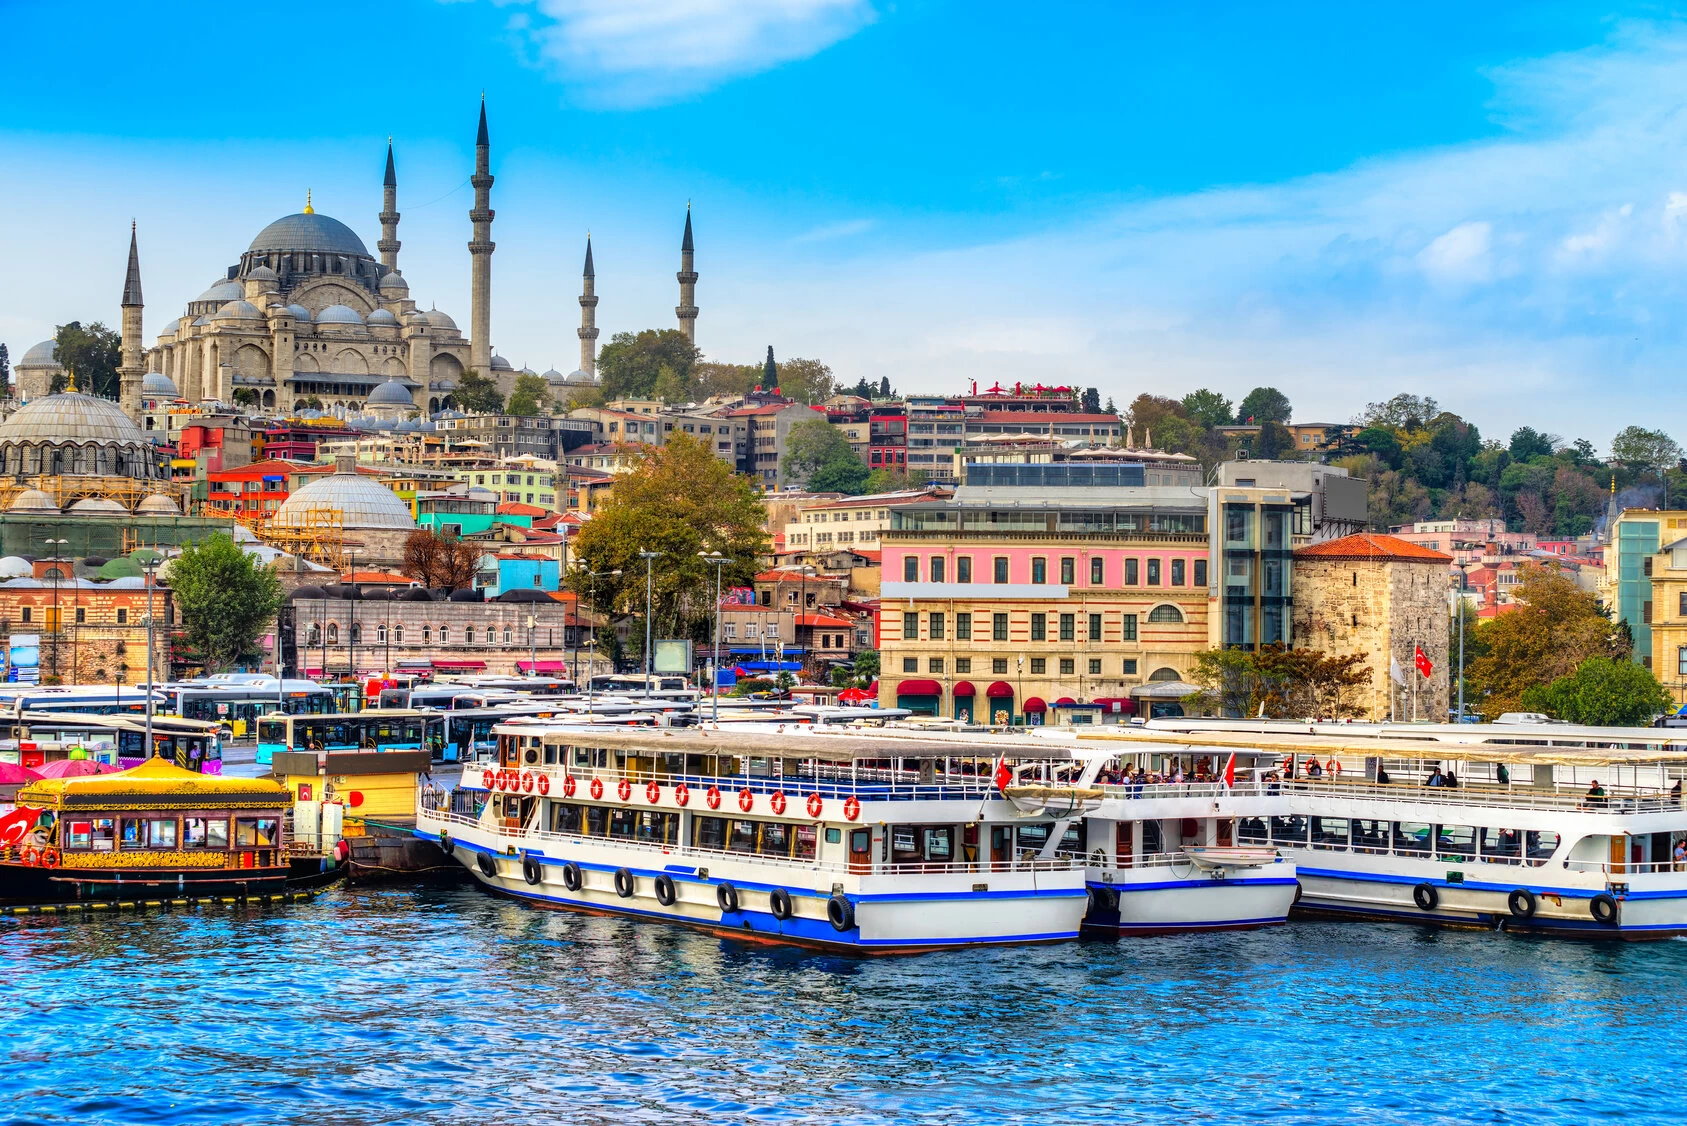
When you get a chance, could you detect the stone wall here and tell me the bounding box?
[292,596,577,677]
[1292,556,1449,720]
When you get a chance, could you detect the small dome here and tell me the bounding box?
[213,300,264,321]
[247,212,370,258]
[0,393,148,446]
[490,354,513,371]
[282,303,312,322]
[69,497,128,514]
[289,585,329,601]
[9,489,58,513]
[367,378,414,407]
[366,309,399,326]
[192,315,213,326]
[543,368,565,382]
[135,493,180,515]
[246,265,278,283]
[103,576,145,589]
[447,588,483,602]
[565,369,596,383]
[423,308,457,329]
[19,340,59,367]
[316,304,364,325]
[379,272,409,292]
[274,471,416,531]
[141,372,178,396]
[399,587,434,602]
[0,557,32,578]
[96,557,143,580]
[194,279,245,304]
[81,556,109,569]
[497,588,552,603]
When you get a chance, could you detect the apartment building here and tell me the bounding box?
[780,486,953,552]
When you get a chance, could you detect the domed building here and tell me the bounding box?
[0,391,164,483]
[272,460,417,565]
[13,339,66,402]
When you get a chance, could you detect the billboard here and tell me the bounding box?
[653,639,693,674]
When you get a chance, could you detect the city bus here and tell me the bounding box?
[0,685,168,717]
[434,702,573,762]
[256,709,437,765]
[158,678,338,735]
[0,713,224,773]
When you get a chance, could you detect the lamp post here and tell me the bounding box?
[138,551,161,759]
[700,552,729,723]
[638,550,661,697]
[44,538,67,682]
[526,613,537,675]
[345,545,359,687]
[582,567,621,716]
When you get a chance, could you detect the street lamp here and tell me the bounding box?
[526,613,537,675]
[137,551,161,760]
[638,550,661,697]
[699,552,730,723]
[43,538,67,682]
[581,567,621,716]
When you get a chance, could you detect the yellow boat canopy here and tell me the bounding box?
[17,756,289,810]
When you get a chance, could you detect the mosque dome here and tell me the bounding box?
[367,378,414,407]
[0,557,32,578]
[141,372,178,396]
[247,212,370,258]
[135,493,181,516]
[246,265,278,284]
[213,300,265,321]
[194,279,245,305]
[193,315,213,327]
[273,471,415,531]
[424,308,457,330]
[379,272,409,292]
[19,340,59,367]
[490,354,513,371]
[543,368,565,382]
[96,557,144,580]
[316,304,365,326]
[283,303,312,322]
[8,489,58,513]
[565,369,596,384]
[367,309,399,327]
[0,393,148,446]
[68,497,127,515]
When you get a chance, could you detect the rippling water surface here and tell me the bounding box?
[2,886,1683,1124]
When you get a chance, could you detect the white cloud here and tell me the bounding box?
[1417,221,1493,282]
[789,218,875,244]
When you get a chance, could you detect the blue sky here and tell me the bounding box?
[1,1,1684,446]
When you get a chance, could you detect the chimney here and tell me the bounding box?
[335,455,358,475]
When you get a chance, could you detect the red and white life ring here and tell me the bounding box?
[617,777,633,803]
[843,795,861,822]
[806,792,823,818]
[706,785,722,810]
[769,791,787,815]
[738,789,754,813]
[481,770,495,790]
[646,780,661,804]
[563,775,577,798]
[493,771,506,792]
[589,777,604,801]
[521,771,534,794]
[536,773,550,796]
[674,782,691,807]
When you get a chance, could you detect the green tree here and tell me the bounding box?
[454,368,504,414]
[1611,425,1682,476]
[506,372,549,416]
[597,329,700,401]
[863,468,912,494]
[53,321,120,398]
[1509,426,1558,461]
[784,418,865,492]
[1468,564,1628,718]
[166,534,284,673]
[1080,387,1102,413]
[1185,645,1371,718]
[1180,389,1233,428]
[693,361,760,401]
[1237,386,1291,424]
[1355,393,1438,430]
[0,343,10,391]
[1255,420,1294,459]
[651,364,689,404]
[851,648,879,685]
[775,357,836,404]
[1521,656,1672,726]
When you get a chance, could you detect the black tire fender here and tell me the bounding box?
[561,861,583,892]
[769,887,794,920]
[716,881,740,913]
[654,874,677,906]
[826,892,855,932]
[1412,882,1438,911]
[1590,892,1620,927]
[1086,886,1120,914]
[1508,888,1537,919]
[476,851,497,879]
[613,867,635,899]
[522,857,543,886]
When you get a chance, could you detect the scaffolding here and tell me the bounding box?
[254,509,349,571]
[0,475,190,514]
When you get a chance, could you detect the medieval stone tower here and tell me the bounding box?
[676,205,698,345]
[378,140,401,272]
[468,97,495,374]
[578,235,599,379]
[118,221,144,417]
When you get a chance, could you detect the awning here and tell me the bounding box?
[1091,697,1135,714]
[728,647,806,655]
[952,680,976,698]
[396,659,434,669]
[1053,696,1077,706]
[517,660,568,674]
[1130,680,1195,698]
[985,680,1015,698]
[1023,697,1048,713]
[895,679,942,696]
[433,659,488,671]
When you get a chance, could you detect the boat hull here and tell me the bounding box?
[0,861,289,906]
[1081,863,1299,936]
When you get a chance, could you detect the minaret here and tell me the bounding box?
[118,221,144,419]
[378,138,401,273]
[676,203,698,346]
[577,234,599,378]
[468,96,495,374]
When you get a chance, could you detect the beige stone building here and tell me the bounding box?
[1291,533,1453,721]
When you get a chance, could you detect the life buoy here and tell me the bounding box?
[1590,893,1620,927]
[589,777,604,801]
[561,861,583,891]
[536,773,550,796]
[40,847,59,869]
[21,847,38,867]
[1508,888,1537,919]
[617,778,632,802]
[738,789,754,813]
[563,775,577,798]
[769,887,794,920]
[806,793,823,818]
[843,795,861,822]
[521,771,534,794]
[646,780,661,804]
[481,769,495,790]
[476,852,497,878]
[613,867,635,898]
[674,783,690,807]
[654,874,677,906]
[1412,882,1438,911]
[769,791,787,816]
[522,857,543,886]
[826,893,854,933]
[706,786,721,810]
[716,881,739,913]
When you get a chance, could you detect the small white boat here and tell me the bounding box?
[1182,845,1280,871]
[1001,784,1104,818]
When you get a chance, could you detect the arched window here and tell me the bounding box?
[394,625,403,644]
[306,623,321,645]
[1147,604,1184,624]
[1148,666,1182,682]
[327,623,338,643]
[503,627,513,645]
[465,626,475,645]
[376,624,387,644]
[422,626,431,642]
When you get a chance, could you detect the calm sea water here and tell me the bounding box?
[1,886,1681,1125]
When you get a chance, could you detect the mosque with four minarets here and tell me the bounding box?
[12,99,702,426]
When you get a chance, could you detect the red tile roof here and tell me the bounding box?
[1295,533,1453,563]
[796,613,853,628]
[497,501,548,516]
[342,570,415,584]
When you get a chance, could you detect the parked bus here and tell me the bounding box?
[158,678,338,736]
[0,685,168,717]
[0,713,224,773]
[587,673,693,696]
[255,710,437,765]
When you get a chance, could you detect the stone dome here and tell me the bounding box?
[141,372,177,396]
[367,378,414,407]
[0,556,32,578]
[213,299,265,321]
[316,304,364,326]
[543,368,565,382]
[69,497,127,514]
[246,265,278,283]
[366,309,399,327]
[8,489,58,513]
[379,272,409,292]
[96,557,143,580]
[490,354,513,371]
[195,279,245,304]
[273,471,415,531]
[19,340,59,367]
[135,493,180,515]
[424,308,457,330]
[282,303,312,321]
[247,212,370,258]
[192,315,213,327]
[565,369,596,384]
[0,393,148,446]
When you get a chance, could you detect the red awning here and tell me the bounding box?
[952,680,977,698]
[1091,697,1135,714]
[1023,697,1048,713]
[1053,696,1077,706]
[985,680,1015,698]
[517,660,569,674]
[432,659,488,671]
[895,679,943,696]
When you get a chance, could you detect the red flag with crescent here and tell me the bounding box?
[0,806,43,848]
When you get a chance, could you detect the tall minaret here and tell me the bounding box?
[676,203,698,346]
[118,221,144,419]
[378,138,401,272]
[578,234,599,378]
[468,96,495,374]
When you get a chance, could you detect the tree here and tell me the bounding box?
[1611,426,1683,477]
[1180,389,1233,428]
[1521,657,1672,726]
[851,648,879,685]
[784,418,867,493]
[401,527,481,591]
[1237,386,1291,425]
[1468,564,1628,717]
[53,321,120,398]
[651,364,688,405]
[0,343,9,391]
[506,373,549,416]
[1508,427,1558,461]
[1080,387,1101,414]
[232,388,258,406]
[1355,394,1438,430]
[762,346,778,387]
[776,357,836,404]
[454,368,504,414]
[567,434,768,645]
[297,395,324,410]
[1185,645,1371,718]
[692,361,760,401]
[166,534,284,673]
[879,376,891,397]
[1255,421,1294,459]
[597,329,700,401]
[863,468,912,494]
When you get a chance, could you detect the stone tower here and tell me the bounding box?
[676,204,698,346]
[468,97,495,374]
[578,234,599,378]
[118,221,144,419]
[378,139,401,272]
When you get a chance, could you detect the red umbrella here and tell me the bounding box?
[34,759,122,779]
[838,688,869,704]
[0,763,41,784]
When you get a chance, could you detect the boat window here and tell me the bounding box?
[1434,825,1477,858]
[760,822,792,856]
[1270,816,1308,845]
[235,818,278,847]
[552,804,582,834]
[1237,817,1267,845]
[64,819,93,850]
[729,820,759,853]
[585,806,609,836]
[924,827,954,862]
[824,827,842,845]
[694,816,727,850]
[183,818,228,849]
[795,825,818,860]
[1014,824,1049,853]
[121,817,147,849]
[1479,827,1521,864]
[89,817,115,852]
[635,811,678,845]
[608,809,638,839]
[145,818,178,849]
[1393,822,1432,856]
[1525,830,1561,866]
[1310,817,1349,850]
[1351,819,1389,854]
[543,742,558,766]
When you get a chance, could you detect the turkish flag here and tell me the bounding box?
[0,806,43,848]
[1223,752,1236,788]
[1414,646,1434,678]
[993,757,1012,792]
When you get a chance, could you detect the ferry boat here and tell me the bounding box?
[417,723,1092,952]
[1118,719,1687,939]
[0,756,294,905]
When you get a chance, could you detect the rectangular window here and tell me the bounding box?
[992,613,1008,641]
[1030,657,1046,674]
[902,657,919,672]
[1122,658,1138,675]
[1060,558,1075,584]
[1194,559,1208,587]
[1031,558,1047,584]
[1059,658,1075,675]
[1090,557,1103,585]
[1680,591,1687,617]
[1171,559,1186,586]
[957,557,972,583]
[116,608,128,624]
[1679,647,1687,677]
[693,816,727,850]
[75,607,86,624]
[903,556,918,582]
[930,557,945,583]
[1089,613,1102,640]
[1031,613,1046,641]
[1059,613,1074,641]
[183,818,228,849]
[1089,658,1102,674]
[929,612,945,640]
[1147,559,1161,585]
[1125,558,1139,585]
[955,657,971,673]
[928,657,944,674]
[992,658,1008,674]
[20,607,29,623]
[1121,614,1138,641]
[956,612,972,640]
[993,557,1009,583]
[903,611,919,639]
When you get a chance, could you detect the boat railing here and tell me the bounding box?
[1107,776,1687,815]
[1072,848,1284,871]
[466,763,997,803]
[1564,859,1687,876]
[418,807,1079,876]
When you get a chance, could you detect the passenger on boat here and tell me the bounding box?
[1672,780,1682,808]
[1375,764,1392,784]
[1305,758,1324,780]
[1497,763,1511,785]
[1426,766,1445,788]
[1673,839,1686,872]
[1585,781,1607,809]
[1443,768,1459,789]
